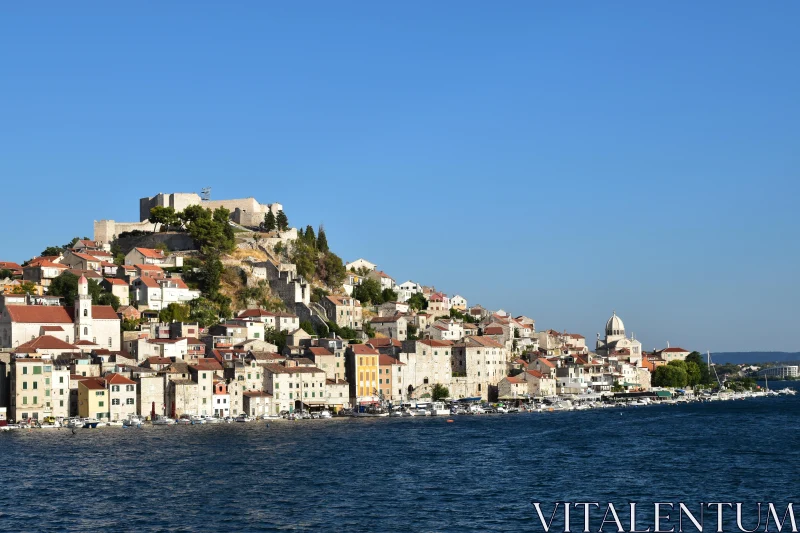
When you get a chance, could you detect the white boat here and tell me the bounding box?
[190,415,206,425]
[318,410,332,419]
[204,416,222,424]
[429,402,450,416]
[236,415,254,423]
[82,418,100,429]
[176,417,192,425]
[123,414,144,427]
[152,416,176,426]
[64,417,83,429]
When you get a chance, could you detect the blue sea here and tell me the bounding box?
[2,384,799,532]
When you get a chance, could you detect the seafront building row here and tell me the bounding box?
[0,193,695,425]
[0,276,681,423]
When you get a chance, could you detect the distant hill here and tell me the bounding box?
[711,352,800,365]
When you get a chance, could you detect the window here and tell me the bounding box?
[83,327,88,335]
[83,309,88,317]
[33,382,38,390]
[108,338,112,347]
[66,336,69,343]
[45,390,50,397]
[112,385,120,392]
[32,396,38,404]
[99,401,104,407]
[22,367,28,375]
[33,366,42,375]
[126,398,134,405]
[126,385,134,392]
[93,337,96,344]
[289,393,293,399]
[22,382,27,390]
[22,397,27,405]
[112,398,120,405]
[59,400,64,407]
[96,391,103,396]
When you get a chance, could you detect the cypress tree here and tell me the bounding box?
[317,225,329,253]
[264,210,276,232]
[276,210,289,231]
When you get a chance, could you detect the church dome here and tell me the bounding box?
[606,312,625,337]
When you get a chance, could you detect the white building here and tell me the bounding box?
[396,281,422,303]
[0,275,121,350]
[130,277,201,311]
[345,258,377,272]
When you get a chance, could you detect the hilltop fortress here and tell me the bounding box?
[94,192,283,244]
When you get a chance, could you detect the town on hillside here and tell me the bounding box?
[0,191,736,425]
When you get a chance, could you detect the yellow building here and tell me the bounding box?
[346,343,380,408]
[78,378,109,420]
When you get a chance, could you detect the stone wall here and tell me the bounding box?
[115,232,197,255]
[94,220,153,245]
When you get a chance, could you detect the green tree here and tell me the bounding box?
[304,225,316,246]
[652,364,688,388]
[40,246,64,257]
[314,322,329,338]
[264,327,288,352]
[0,269,14,279]
[300,320,316,336]
[263,210,277,232]
[321,252,346,288]
[353,278,383,305]
[407,323,419,341]
[198,248,224,295]
[98,292,120,311]
[12,281,37,295]
[276,210,289,231]
[311,287,329,304]
[189,297,221,327]
[159,303,190,323]
[407,292,428,312]
[122,318,141,332]
[149,206,175,232]
[686,361,702,386]
[317,225,329,253]
[381,288,398,302]
[685,351,711,385]
[110,242,126,265]
[432,383,450,401]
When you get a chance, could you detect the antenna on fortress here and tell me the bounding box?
[201,187,211,201]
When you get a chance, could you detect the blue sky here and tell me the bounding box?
[1,2,798,352]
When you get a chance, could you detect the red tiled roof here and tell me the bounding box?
[526,369,545,378]
[505,376,522,384]
[71,252,101,262]
[349,343,379,355]
[134,264,164,272]
[379,354,404,366]
[484,326,504,335]
[80,378,106,390]
[26,260,67,269]
[661,347,689,353]
[419,339,453,347]
[191,359,223,371]
[536,357,555,368]
[105,373,136,385]
[40,326,64,332]
[134,248,165,259]
[104,278,128,286]
[367,338,402,348]
[307,347,333,356]
[14,335,78,351]
[136,276,160,288]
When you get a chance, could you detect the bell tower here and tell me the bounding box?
[75,274,93,342]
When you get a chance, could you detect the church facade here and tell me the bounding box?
[0,275,121,350]
[595,311,643,365]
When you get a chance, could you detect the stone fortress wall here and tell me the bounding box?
[94,192,284,244]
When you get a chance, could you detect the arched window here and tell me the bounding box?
[83,327,88,335]
[83,309,88,317]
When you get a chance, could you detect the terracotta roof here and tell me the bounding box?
[134,248,165,259]
[262,363,324,375]
[237,309,276,319]
[105,373,136,385]
[134,264,164,272]
[458,336,503,349]
[326,378,348,385]
[367,338,402,348]
[0,261,23,270]
[191,359,223,371]
[40,326,64,332]
[370,314,404,324]
[103,278,128,286]
[379,354,404,366]
[26,260,67,269]
[74,340,97,346]
[418,339,453,347]
[504,376,522,384]
[14,335,78,351]
[70,252,101,262]
[307,347,333,356]
[80,378,106,390]
[348,344,379,355]
[6,306,72,324]
[136,276,160,288]
[484,326,504,335]
[661,347,689,353]
[146,356,173,365]
[243,391,273,397]
[526,369,545,378]
[535,357,555,368]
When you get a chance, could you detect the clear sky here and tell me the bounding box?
[1,2,798,352]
